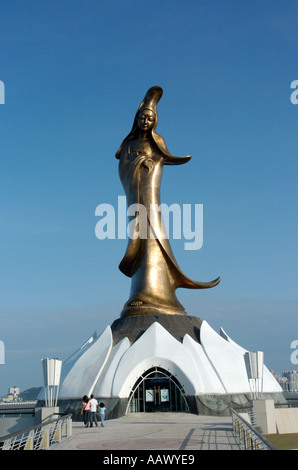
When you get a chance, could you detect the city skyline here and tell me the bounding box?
[0,1,297,396]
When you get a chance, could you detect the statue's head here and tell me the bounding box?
[116,86,163,159]
[137,108,156,132]
[136,86,162,133]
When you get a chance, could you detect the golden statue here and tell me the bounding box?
[116,86,220,317]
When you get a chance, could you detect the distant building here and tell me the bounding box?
[272,370,298,392]
[0,386,21,402]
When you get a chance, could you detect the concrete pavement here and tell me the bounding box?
[53,412,241,451]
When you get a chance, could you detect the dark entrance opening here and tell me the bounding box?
[127,367,189,413]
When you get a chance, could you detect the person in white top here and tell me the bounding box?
[89,394,99,427]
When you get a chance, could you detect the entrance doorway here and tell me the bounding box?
[127,367,189,413]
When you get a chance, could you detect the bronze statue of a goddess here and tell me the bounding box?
[116,86,220,317]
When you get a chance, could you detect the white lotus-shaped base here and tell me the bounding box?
[57,319,282,400]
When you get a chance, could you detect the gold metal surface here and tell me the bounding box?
[116,86,220,317]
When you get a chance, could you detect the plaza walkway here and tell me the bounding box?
[53,412,241,451]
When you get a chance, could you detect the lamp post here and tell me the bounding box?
[41,358,62,407]
[244,351,264,400]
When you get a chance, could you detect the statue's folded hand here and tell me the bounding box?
[141,158,154,174]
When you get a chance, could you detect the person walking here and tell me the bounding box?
[99,402,107,427]
[89,394,99,427]
[81,395,91,428]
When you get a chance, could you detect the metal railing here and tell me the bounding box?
[232,409,276,450]
[0,414,72,450]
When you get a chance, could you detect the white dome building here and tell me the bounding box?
[49,314,284,419]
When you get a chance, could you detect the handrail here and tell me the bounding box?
[231,409,276,450]
[0,413,72,450]
[0,401,37,406]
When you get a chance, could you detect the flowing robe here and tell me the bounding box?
[118,136,220,316]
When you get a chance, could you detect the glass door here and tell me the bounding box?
[127,367,189,413]
[145,378,170,412]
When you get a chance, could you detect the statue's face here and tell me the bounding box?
[137,109,155,131]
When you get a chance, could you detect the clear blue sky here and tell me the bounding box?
[0,0,297,396]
